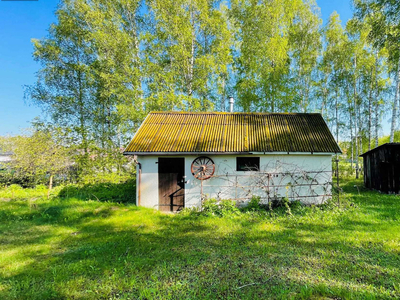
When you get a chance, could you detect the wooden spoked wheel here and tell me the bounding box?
[191,156,215,180]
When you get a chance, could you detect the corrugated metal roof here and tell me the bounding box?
[124,112,341,154]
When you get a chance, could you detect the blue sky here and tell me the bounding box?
[0,0,355,136]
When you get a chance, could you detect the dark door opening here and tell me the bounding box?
[158,157,185,211]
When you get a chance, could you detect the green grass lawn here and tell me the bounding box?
[0,179,399,299]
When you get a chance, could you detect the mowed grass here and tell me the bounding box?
[0,179,399,299]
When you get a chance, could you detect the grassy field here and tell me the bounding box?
[0,179,399,299]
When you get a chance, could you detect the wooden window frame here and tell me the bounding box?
[236,157,260,172]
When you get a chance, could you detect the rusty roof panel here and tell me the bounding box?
[124,112,341,154]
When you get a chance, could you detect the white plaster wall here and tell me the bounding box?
[185,154,333,207]
[136,154,333,209]
[136,156,159,209]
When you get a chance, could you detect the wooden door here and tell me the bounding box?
[158,158,185,211]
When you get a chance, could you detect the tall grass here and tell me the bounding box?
[0,179,136,203]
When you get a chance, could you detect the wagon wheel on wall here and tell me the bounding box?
[191,156,215,180]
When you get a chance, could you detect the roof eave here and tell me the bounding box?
[123,151,339,156]
[360,143,400,157]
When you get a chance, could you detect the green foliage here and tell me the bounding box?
[0,169,37,188]
[202,198,239,217]
[354,0,400,68]
[202,196,305,217]
[282,197,292,215]
[0,184,62,200]
[78,171,133,185]
[289,0,322,112]
[377,130,400,145]
[25,0,144,177]
[232,0,321,112]
[337,160,356,178]
[0,179,135,204]
[354,0,400,143]
[245,195,262,211]
[241,195,308,216]
[20,0,397,184]
[218,199,240,216]
[58,179,136,203]
[144,0,233,111]
[339,130,400,174]
[0,130,70,188]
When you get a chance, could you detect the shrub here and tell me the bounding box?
[58,179,136,203]
[282,197,292,215]
[202,198,239,217]
[245,195,262,211]
[241,195,300,215]
[0,169,39,188]
[219,199,239,215]
[202,198,219,215]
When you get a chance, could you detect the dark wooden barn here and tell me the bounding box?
[360,143,400,193]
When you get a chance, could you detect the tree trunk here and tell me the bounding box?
[299,65,305,113]
[77,69,88,163]
[368,84,372,151]
[375,91,380,148]
[221,76,226,112]
[270,79,275,113]
[334,86,340,178]
[353,57,359,179]
[350,107,354,172]
[47,174,53,199]
[390,56,400,142]
[335,88,339,143]
[321,73,328,117]
[187,9,195,97]
[390,94,397,143]
[374,51,379,148]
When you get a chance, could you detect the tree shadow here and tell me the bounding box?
[1,192,399,299]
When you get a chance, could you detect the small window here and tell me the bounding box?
[236,157,260,171]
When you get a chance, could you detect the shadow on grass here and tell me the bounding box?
[1,181,400,299]
[3,216,398,299]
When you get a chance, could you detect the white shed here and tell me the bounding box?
[123,112,341,211]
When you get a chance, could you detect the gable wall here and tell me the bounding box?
[136,154,333,209]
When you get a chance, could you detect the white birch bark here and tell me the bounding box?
[389,55,400,142]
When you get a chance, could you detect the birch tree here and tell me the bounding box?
[321,12,350,143]
[75,0,145,145]
[26,2,97,171]
[289,0,322,112]
[144,0,233,111]
[354,0,400,142]
[231,0,304,112]
[26,0,145,176]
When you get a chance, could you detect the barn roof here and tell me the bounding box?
[360,143,400,157]
[124,112,341,154]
